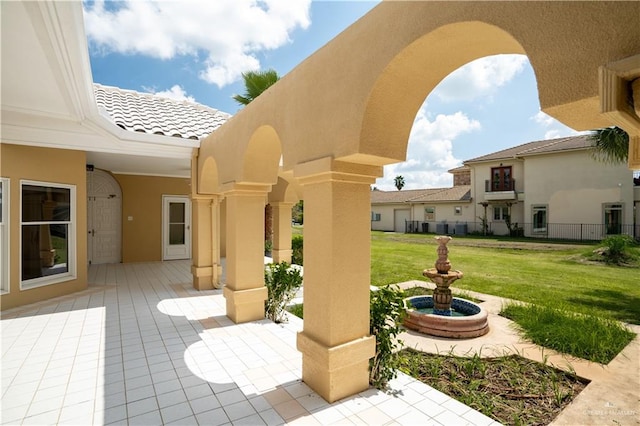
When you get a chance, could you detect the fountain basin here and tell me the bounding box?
[403,296,489,339]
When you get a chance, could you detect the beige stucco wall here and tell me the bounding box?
[524,151,634,226]
[114,174,190,263]
[198,1,640,190]
[371,202,474,233]
[370,204,397,231]
[409,202,475,233]
[0,143,87,311]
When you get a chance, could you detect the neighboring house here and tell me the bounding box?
[372,135,640,240]
[0,3,230,310]
[371,186,472,233]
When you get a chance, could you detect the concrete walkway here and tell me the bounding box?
[1,261,498,426]
[396,280,640,426]
[1,262,637,425]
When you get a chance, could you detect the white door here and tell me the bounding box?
[394,209,411,233]
[87,170,122,264]
[163,196,191,260]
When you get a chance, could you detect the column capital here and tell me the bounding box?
[293,157,382,185]
[190,193,222,202]
[270,201,296,208]
[220,182,272,195]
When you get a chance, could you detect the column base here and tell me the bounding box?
[297,332,375,403]
[191,265,222,290]
[223,286,268,323]
[272,249,293,264]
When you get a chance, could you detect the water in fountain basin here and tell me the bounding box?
[416,307,468,317]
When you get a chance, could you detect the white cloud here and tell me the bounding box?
[374,108,481,191]
[83,0,312,87]
[530,110,588,140]
[435,55,527,102]
[147,85,196,102]
[531,110,555,127]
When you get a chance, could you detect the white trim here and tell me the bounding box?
[162,195,192,261]
[111,171,191,179]
[1,178,10,294]
[19,180,77,290]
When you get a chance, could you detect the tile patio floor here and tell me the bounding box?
[1,260,500,426]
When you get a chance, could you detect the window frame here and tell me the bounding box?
[603,203,624,235]
[454,206,462,216]
[424,206,436,221]
[532,204,548,233]
[1,178,9,294]
[371,211,381,222]
[20,180,77,290]
[493,205,509,221]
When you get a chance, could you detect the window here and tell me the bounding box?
[532,205,547,233]
[454,206,462,216]
[493,205,509,221]
[20,181,76,289]
[424,207,435,221]
[604,203,623,235]
[1,178,9,294]
[491,166,513,191]
[371,212,381,221]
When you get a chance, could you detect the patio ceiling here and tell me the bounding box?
[0,2,196,177]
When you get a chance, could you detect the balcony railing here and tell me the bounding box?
[485,179,516,192]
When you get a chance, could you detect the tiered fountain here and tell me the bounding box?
[403,236,489,338]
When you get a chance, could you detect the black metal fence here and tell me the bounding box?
[405,220,640,242]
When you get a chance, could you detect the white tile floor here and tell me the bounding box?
[1,260,501,425]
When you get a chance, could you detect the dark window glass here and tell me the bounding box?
[22,185,70,222]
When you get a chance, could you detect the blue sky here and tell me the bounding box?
[84,0,581,191]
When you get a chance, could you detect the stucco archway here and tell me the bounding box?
[195,1,640,403]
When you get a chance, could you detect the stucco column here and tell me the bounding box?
[222,183,270,323]
[294,158,382,403]
[271,201,294,263]
[191,195,222,290]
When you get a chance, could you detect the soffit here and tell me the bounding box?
[0,2,75,120]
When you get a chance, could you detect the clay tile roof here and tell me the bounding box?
[371,185,471,204]
[465,135,592,163]
[94,83,231,140]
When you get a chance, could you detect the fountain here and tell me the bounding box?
[403,236,489,338]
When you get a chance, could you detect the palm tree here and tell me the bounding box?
[232,69,281,253]
[232,69,280,106]
[589,126,629,164]
[394,175,405,191]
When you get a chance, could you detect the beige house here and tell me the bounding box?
[375,136,639,240]
[466,135,639,240]
[2,0,640,404]
[0,3,230,310]
[370,186,473,234]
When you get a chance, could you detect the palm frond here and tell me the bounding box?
[589,126,629,164]
[232,69,280,106]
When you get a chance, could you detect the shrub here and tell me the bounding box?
[369,285,407,388]
[292,235,303,265]
[599,234,637,264]
[264,262,303,323]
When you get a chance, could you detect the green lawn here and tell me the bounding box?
[370,232,640,324]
